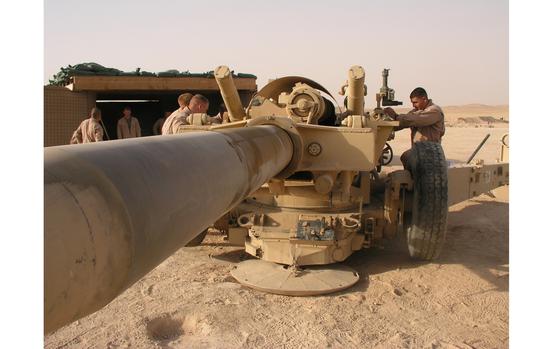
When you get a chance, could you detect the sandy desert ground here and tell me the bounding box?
[45,120,509,348]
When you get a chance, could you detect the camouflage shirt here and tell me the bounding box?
[70,117,103,144]
[161,107,191,135]
[396,100,445,145]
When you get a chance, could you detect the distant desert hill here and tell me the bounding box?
[343,104,509,127]
[393,104,509,127]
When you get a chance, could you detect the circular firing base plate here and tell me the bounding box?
[230,259,359,296]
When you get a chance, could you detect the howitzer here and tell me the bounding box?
[44,125,294,333]
[45,65,509,333]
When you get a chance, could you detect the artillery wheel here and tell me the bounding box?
[405,141,448,260]
[185,229,208,247]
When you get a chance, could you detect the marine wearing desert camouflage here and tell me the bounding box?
[161,108,191,135]
[117,116,141,139]
[396,99,445,144]
[70,117,103,144]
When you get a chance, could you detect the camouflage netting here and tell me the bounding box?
[48,62,257,86]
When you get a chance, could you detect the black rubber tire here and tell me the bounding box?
[185,229,208,247]
[406,141,448,260]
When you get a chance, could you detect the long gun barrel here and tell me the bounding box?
[44,126,294,333]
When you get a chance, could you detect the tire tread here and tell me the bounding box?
[407,141,448,260]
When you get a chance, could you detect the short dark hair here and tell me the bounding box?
[410,87,428,99]
[123,106,132,111]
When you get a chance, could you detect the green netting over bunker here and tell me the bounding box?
[48,62,257,86]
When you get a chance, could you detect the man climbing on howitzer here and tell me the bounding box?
[383,87,445,168]
[70,107,104,144]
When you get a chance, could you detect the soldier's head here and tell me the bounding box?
[409,87,429,110]
[123,106,132,118]
[90,107,102,121]
[188,94,210,113]
[178,93,194,109]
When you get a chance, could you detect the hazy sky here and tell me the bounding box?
[45,0,508,106]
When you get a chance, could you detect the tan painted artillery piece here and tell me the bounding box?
[44,65,508,333]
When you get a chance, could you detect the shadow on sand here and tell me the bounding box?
[342,198,509,294]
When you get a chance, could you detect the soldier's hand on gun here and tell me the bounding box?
[383,107,397,119]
